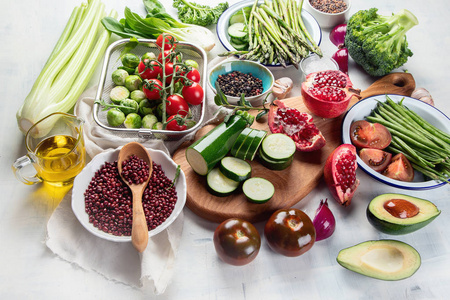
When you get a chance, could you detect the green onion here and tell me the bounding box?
[16,0,117,134]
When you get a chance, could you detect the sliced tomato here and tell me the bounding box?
[359,148,392,173]
[350,120,392,149]
[383,153,414,182]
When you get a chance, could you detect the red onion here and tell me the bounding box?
[332,47,349,74]
[329,24,347,47]
[312,199,336,241]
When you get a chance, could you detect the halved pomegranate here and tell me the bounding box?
[324,144,360,206]
[268,99,326,152]
[301,70,360,118]
[359,148,392,172]
[383,153,414,182]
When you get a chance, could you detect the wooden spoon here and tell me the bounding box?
[118,142,153,253]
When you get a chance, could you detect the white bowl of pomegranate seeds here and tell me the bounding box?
[72,147,186,242]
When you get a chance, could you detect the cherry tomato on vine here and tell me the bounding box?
[182,81,204,105]
[160,62,180,85]
[138,60,160,80]
[143,78,162,100]
[165,115,187,131]
[185,67,201,83]
[213,218,261,266]
[156,34,177,51]
[158,49,175,63]
[166,94,189,116]
[264,208,316,257]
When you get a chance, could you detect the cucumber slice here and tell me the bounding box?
[260,133,296,162]
[245,130,267,161]
[229,40,248,51]
[230,127,253,157]
[229,7,251,25]
[236,129,259,160]
[207,168,240,197]
[228,23,247,40]
[258,147,294,170]
[243,177,275,203]
[219,156,252,182]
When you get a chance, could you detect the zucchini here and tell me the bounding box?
[228,23,247,40]
[229,40,248,51]
[219,156,252,182]
[260,133,296,162]
[230,127,253,157]
[258,147,294,170]
[186,115,248,176]
[207,168,240,197]
[245,130,267,161]
[242,177,275,203]
[236,129,259,160]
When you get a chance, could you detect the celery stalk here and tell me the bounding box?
[16,0,116,134]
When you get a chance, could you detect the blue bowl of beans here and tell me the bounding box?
[71,147,186,242]
[208,59,275,106]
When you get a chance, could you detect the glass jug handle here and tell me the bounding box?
[12,156,42,185]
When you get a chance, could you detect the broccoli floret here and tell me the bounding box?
[345,8,418,77]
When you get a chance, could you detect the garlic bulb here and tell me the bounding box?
[272,77,293,99]
[411,88,434,106]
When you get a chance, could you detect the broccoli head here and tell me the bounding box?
[345,8,418,77]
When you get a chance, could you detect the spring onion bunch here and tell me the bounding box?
[16,0,117,134]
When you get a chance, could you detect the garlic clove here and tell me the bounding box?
[411,87,434,106]
[272,77,293,99]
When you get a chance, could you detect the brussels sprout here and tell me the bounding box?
[119,99,139,115]
[110,86,130,104]
[111,69,129,86]
[152,122,164,130]
[155,102,164,119]
[142,52,156,62]
[185,119,197,129]
[184,59,199,69]
[106,108,126,127]
[142,114,159,129]
[124,113,142,129]
[139,99,153,116]
[130,90,146,103]
[118,66,135,75]
[125,75,142,91]
[121,53,140,69]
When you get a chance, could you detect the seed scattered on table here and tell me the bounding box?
[216,71,263,97]
[309,0,347,14]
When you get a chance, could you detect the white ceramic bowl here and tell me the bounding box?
[72,147,186,242]
[341,94,450,190]
[216,0,322,67]
[305,0,351,29]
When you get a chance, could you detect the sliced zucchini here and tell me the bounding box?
[228,23,247,40]
[230,40,248,51]
[260,133,296,162]
[236,129,259,160]
[230,127,253,157]
[219,156,252,182]
[207,168,240,197]
[245,130,267,161]
[258,147,294,170]
[243,177,275,203]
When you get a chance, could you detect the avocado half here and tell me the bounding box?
[337,240,421,281]
[367,193,441,235]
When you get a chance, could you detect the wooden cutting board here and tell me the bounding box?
[172,73,416,223]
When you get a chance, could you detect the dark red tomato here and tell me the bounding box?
[143,78,162,100]
[158,50,174,63]
[359,148,393,173]
[213,218,261,266]
[264,208,315,257]
[185,67,201,83]
[166,94,189,116]
[137,60,160,80]
[166,115,187,131]
[182,81,204,105]
[350,120,392,149]
[383,153,414,182]
[156,34,177,51]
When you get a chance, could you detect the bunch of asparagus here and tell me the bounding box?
[220,0,322,68]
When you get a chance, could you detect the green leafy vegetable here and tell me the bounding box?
[345,8,418,77]
[101,0,216,52]
[173,0,229,26]
[16,0,117,134]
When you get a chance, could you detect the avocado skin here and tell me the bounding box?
[366,193,441,235]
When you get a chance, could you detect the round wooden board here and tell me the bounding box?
[172,73,416,223]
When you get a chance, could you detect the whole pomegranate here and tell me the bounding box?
[268,99,326,152]
[301,70,360,118]
[324,144,359,206]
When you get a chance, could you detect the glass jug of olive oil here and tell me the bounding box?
[13,112,86,186]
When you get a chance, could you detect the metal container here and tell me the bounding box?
[94,39,207,140]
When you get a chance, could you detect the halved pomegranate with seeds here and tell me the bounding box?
[359,148,392,173]
[324,144,360,206]
[301,70,361,118]
[268,99,326,152]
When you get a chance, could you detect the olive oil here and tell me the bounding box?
[33,135,85,185]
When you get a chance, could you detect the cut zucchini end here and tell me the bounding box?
[243,177,275,203]
[186,148,209,176]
